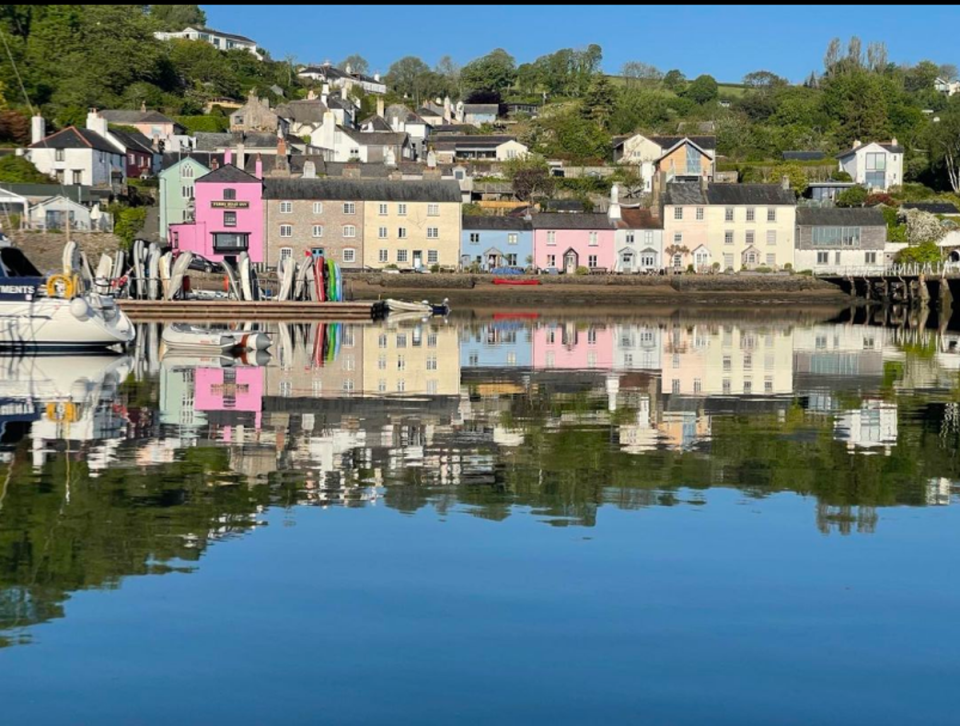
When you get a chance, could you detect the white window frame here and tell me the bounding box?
[427,250,438,264]
[674,207,683,220]
[589,231,598,247]
[312,202,323,214]
[312,225,323,238]
[343,202,356,215]
[508,233,518,245]
[378,249,389,263]
[280,201,292,214]
[398,203,407,216]
[696,207,704,220]
[378,226,388,239]
[428,203,439,216]
[343,225,356,238]
[279,224,293,238]
[378,203,388,216]
[343,248,356,263]
[398,227,407,239]
[397,249,408,263]
[427,227,439,239]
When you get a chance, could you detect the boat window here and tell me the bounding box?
[0,248,42,277]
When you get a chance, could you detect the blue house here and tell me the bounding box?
[461,216,534,271]
[460,321,533,369]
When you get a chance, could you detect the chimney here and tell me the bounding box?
[343,163,361,179]
[608,183,621,221]
[307,89,317,101]
[389,169,403,181]
[31,114,46,144]
[424,167,441,180]
[237,142,245,171]
[255,154,263,179]
[699,174,708,194]
[86,108,107,138]
[140,101,147,113]
[374,72,381,82]
[224,148,233,166]
[341,86,349,101]
[321,83,330,105]
[781,175,790,191]
[852,139,862,149]
[891,137,898,146]
[303,160,317,178]
[377,97,384,118]
[277,136,286,157]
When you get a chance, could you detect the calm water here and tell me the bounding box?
[2,310,960,724]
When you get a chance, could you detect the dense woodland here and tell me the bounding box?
[1,5,960,196]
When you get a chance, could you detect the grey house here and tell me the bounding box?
[795,207,887,272]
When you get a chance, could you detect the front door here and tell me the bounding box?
[413,250,423,269]
[620,251,634,272]
[564,250,578,274]
[487,253,498,269]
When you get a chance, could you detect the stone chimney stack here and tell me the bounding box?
[852,139,862,149]
[321,83,330,104]
[341,86,349,101]
[891,137,898,146]
[237,143,245,172]
[140,101,147,113]
[781,175,790,191]
[374,72,381,82]
[699,174,708,194]
[343,164,361,179]
[86,109,108,138]
[31,114,46,145]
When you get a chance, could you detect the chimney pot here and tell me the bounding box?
[224,149,232,165]
[781,174,790,191]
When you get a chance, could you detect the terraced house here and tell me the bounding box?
[361,180,462,270]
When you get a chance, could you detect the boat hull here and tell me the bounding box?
[0,297,136,350]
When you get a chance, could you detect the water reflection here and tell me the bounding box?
[2,312,960,646]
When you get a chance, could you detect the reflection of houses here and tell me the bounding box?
[533,322,614,370]
[460,322,533,369]
[362,322,460,396]
[264,323,362,398]
[793,325,886,392]
[833,400,897,454]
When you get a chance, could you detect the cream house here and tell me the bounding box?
[362,322,460,396]
[613,134,716,191]
[662,180,796,272]
[361,180,462,270]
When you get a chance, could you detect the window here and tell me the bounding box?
[377,379,387,393]
[454,169,465,180]
[379,249,388,263]
[428,334,437,347]
[746,231,755,246]
[674,233,683,244]
[379,226,388,239]
[469,232,480,244]
[428,250,438,264]
[223,211,237,227]
[725,231,733,245]
[182,185,193,199]
[626,232,635,244]
[723,355,732,372]
[644,231,653,245]
[397,250,408,263]
[398,203,407,215]
[427,227,439,239]
[343,225,356,238]
[378,333,387,349]
[723,379,731,395]
[55,148,65,162]
[343,248,356,263]
[224,188,236,201]
[766,253,776,267]
[746,208,755,222]
[343,202,355,215]
[128,153,135,164]
[589,231,598,246]
[428,204,439,216]
[672,379,681,394]
[181,165,194,179]
[213,232,248,251]
[508,233,518,245]
[426,356,438,371]
[398,227,407,239]
[311,225,323,238]
[817,251,829,264]
[547,254,556,267]
[767,208,776,222]
[378,203,388,215]
[588,255,598,268]
[725,207,734,222]
[696,207,704,220]
[674,207,683,220]
[865,251,877,264]
[812,227,861,247]
[349,148,359,158]
[866,152,886,171]
[686,143,701,175]
[547,231,556,245]
[505,253,517,266]
[279,225,292,237]
[72,170,82,185]
[766,230,776,246]
[377,354,387,370]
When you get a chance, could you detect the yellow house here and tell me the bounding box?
[662,180,797,272]
[362,322,460,396]
[361,180,462,270]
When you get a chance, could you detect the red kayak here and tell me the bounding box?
[493,278,541,285]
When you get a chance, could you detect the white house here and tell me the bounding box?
[27,196,112,232]
[431,135,528,163]
[836,140,903,191]
[26,116,125,188]
[383,102,431,160]
[308,110,411,163]
[154,26,262,59]
[297,61,386,95]
[608,184,663,273]
[935,77,960,96]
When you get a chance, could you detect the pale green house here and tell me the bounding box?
[158,155,213,240]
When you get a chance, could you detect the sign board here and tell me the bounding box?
[211,201,249,209]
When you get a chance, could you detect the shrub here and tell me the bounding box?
[896,241,941,265]
[830,170,853,182]
[384,264,398,270]
[686,264,695,273]
[0,155,50,184]
[711,261,721,271]
[836,186,868,207]
[110,205,147,250]
[430,264,440,273]
[797,269,813,276]
[783,262,793,272]
[574,266,589,275]
[175,115,230,134]
[865,192,894,207]
[753,265,773,273]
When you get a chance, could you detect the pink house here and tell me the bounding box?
[532,322,614,370]
[532,213,616,273]
[169,150,265,263]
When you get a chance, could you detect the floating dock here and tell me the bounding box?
[119,300,387,322]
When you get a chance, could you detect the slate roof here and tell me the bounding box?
[101,109,179,126]
[431,124,478,135]
[531,212,613,230]
[193,132,236,151]
[464,104,499,115]
[189,26,256,44]
[29,126,121,154]
[462,216,532,231]
[361,115,393,131]
[431,134,517,149]
[706,184,795,205]
[542,200,585,212]
[901,202,960,214]
[320,162,392,178]
[385,104,426,125]
[797,207,885,226]
[299,64,381,85]
[197,164,262,184]
[650,135,716,151]
[783,150,826,161]
[836,141,904,158]
[160,152,223,172]
[276,99,329,124]
[108,128,155,155]
[263,178,461,202]
[340,127,408,146]
[663,182,707,206]
[617,207,662,230]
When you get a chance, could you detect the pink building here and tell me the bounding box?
[169,150,265,263]
[532,213,616,273]
[532,322,614,370]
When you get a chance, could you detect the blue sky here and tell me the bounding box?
[204,5,960,83]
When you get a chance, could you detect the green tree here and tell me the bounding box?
[111,205,147,249]
[772,162,809,197]
[836,185,868,207]
[338,54,369,75]
[896,240,941,264]
[904,60,940,93]
[742,70,787,90]
[502,153,555,201]
[0,154,50,183]
[820,71,888,145]
[684,74,719,105]
[461,48,517,97]
[385,56,435,105]
[148,4,205,31]
[580,75,616,129]
[663,69,686,92]
[926,109,960,193]
[621,61,662,86]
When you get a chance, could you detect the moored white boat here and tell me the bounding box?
[161,323,271,353]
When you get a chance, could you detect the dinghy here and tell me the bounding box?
[161,323,271,353]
